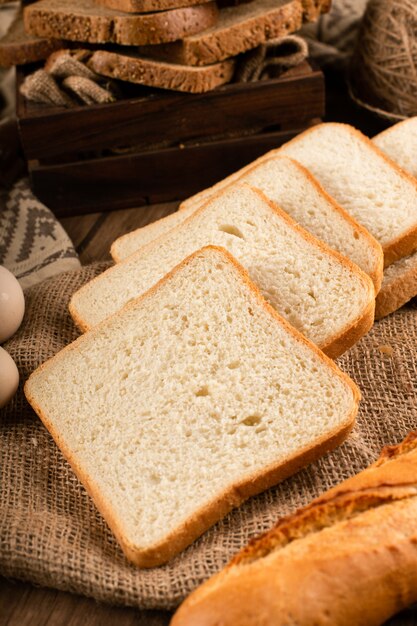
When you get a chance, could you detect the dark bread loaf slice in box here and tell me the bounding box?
[136,0,329,67]
[88,48,235,92]
[24,0,219,46]
[93,0,213,14]
[0,9,64,68]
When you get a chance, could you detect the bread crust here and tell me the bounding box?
[24,0,219,46]
[375,252,417,319]
[178,153,383,292]
[72,184,376,359]
[171,433,417,626]
[280,122,417,268]
[94,0,212,13]
[136,0,303,66]
[87,50,235,94]
[27,246,360,568]
[0,10,64,68]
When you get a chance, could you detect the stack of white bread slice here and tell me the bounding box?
[70,183,375,358]
[112,121,417,320]
[26,120,417,568]
[25,246,360,567]
[372,118,417,319]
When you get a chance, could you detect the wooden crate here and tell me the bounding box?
[16,61,324,216]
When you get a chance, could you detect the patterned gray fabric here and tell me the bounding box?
[0,179,80,288]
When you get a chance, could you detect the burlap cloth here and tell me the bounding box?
[1,262,417,610]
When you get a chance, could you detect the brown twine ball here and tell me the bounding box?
[349,0,417,121]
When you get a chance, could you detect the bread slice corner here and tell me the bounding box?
[279,122,417,268]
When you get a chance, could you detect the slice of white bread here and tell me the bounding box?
[71,184,375,358]
[171,432,417,626]
[25,246,360,568]
[374,253,417,319]
[373,117,417,178]
[112,155,383,292]
[372,119,417,318]
[112,208,192,261]
[279,122,417,268]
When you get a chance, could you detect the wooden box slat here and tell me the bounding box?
[17,62,324,161]
[17,61,324,215]
[29,125,314,216]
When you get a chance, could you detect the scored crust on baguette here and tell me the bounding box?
[94,0,212,13]
[71,183,375,357]
[136,0,303,66]
[279,122,417,268]
[171,432,417,626]
[87,49,235,94]
[25,246,360,567]
[24,0,219,46]
[372,119,417,317]
[112,155,383,292]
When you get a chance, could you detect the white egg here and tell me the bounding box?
[0,266,25,343]
[0,346,19,408]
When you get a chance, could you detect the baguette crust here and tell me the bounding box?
[24,0,219,46]
[375,251,417,319]
[71,184,376,358]
[172,433,417,626]
[280,123,417,268]
[178,153,384,292]
[26,246,360,567]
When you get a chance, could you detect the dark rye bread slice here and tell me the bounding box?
[94,0,212,14]
[88,49,235,92]
[24,0,218,46]
[137,0,303,67]
[0,10,64,68]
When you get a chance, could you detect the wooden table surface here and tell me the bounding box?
[2,74,417,626]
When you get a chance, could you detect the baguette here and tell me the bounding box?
[113,155,383,292]
[71,183,375,357]
[25,246,360,567]
[372,118,417,318]
[172,432,417,626]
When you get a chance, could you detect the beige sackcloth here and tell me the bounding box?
[1,262,417,610]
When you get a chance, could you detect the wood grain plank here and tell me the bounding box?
[29,126,313,216]
[0,577,171,626]
[18,64,323,160]
[61,202,178,263]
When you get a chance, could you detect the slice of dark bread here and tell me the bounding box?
[93,0,212,14]
[88,48,235,93]
[24,0,219,46]
[137,0,303,66]
[0,10,63,68]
